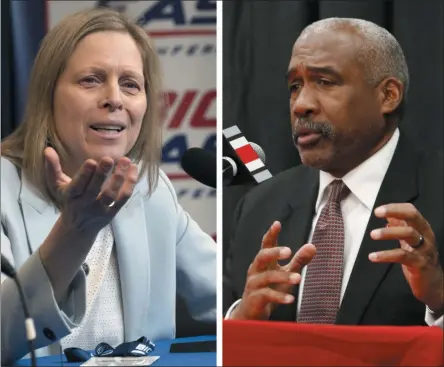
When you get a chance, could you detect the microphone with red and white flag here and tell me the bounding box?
[222,125,272,186]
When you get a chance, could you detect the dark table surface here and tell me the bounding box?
[16,335,216,366]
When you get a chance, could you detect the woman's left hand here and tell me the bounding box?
[44,147,139,234]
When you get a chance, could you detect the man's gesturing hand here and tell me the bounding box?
[231,221,316,320]
[369,203,444,313]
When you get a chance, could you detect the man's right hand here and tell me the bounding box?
[230,221,316,320]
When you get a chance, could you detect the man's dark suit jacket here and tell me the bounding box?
[223,133,443,325]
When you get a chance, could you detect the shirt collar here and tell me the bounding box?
[316,128,400,211]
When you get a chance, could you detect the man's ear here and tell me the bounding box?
[378,77,404,115]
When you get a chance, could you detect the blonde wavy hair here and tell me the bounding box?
[1,7,164,204]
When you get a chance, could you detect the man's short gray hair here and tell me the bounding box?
[300,18,409,118]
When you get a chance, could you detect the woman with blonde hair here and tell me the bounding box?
[1,7,216,364]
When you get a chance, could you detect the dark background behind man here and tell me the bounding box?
[223,0,443,261]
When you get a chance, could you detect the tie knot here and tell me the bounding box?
[327,180,350,203]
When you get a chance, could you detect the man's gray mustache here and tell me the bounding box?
[292,120,334,137]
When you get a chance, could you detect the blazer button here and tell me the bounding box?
[82,263,89,276]
[43,327,56,341]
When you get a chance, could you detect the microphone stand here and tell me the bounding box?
[1,256,37,367]
[222,157,237,186]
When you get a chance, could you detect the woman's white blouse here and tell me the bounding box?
[61,226,124,350]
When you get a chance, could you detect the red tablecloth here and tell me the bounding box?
[223,320,444,366]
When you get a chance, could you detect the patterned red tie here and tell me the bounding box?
[298,180,350,324]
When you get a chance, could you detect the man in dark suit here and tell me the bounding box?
[223,17,444,327]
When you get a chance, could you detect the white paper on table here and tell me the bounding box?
[81,356,160,366]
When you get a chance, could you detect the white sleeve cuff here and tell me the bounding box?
[224,299,242,319]
[425,306,444,328]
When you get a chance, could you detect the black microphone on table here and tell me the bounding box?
[1,255,37,367]
[180,125,272,188]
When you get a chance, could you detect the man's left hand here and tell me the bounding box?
[369,203,444,313]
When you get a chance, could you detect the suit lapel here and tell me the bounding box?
[19,172,60,255]
[270,167,319,321]
[111,188,151,341]
[19,167,152,339]
[337,134,419,324]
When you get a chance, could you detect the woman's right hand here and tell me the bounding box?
[44,147,139,234]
